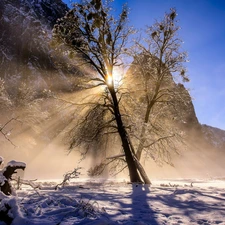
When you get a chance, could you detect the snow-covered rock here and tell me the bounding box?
[6,161,26,169]
[0,158,26,195]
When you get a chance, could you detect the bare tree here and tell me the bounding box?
[125,8,189,163]
[52,0,143,183]
[52,1,190,183]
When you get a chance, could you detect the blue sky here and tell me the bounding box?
[62,0,225,130]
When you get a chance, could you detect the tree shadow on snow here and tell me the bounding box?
[74,182,225,224]
[148,186,225,223]
[72,182,160,225]
[33,181,225,224]
[129,183,159,224]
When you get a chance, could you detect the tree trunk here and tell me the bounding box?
[135,129,146,161]
[133,154,151,184]
[109,87,142,183]
[136,78,163,161]
[127,134,151,184]
[136,100,154,161]
[136,104,151,161]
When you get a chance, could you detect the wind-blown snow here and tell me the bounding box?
[1,179,225,225]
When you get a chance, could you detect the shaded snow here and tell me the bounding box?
[1,179,225,224]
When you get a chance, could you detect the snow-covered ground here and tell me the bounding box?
[1,179,225,225]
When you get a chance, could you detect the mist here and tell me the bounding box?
[1,101,225,181]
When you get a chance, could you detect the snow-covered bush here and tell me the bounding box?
[55,167,81,190]
[77,199,100,218]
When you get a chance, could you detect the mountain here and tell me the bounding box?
[126,53,200,130]
[0,0,79,100]
[125,52,225,178]
[0,0,67,71]
[0,0,224,179]
[202,124,225,150]
[0,0,80,178]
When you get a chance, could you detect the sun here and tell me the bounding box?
[106,68,123,88]
[106,74,113,86]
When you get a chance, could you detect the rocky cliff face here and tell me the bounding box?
[0,1,78,179]
[202,125,225,150]
[0,0,70,97]
[126,54,199,130]
[0,0,67,66]
[126,53,225,163]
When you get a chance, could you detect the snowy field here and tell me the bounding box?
[1,179,225,225]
